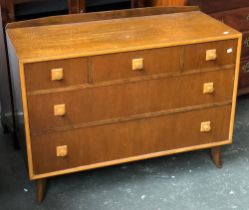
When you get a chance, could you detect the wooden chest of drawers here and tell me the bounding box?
[187,0,249,94]
[6,7,241,202]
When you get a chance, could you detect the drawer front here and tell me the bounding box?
[211,7,249,32]
[92,40,237,82]
[25,58,88,91]
[239,57,249,89]
[187,0,249,13]
[242,31,249,57]
[92,47,181,82]
[27,69,234,134]
[31,105,231,174]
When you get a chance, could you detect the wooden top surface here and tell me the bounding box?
[7,11,241,63]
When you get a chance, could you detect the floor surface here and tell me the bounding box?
[1,96,249,210]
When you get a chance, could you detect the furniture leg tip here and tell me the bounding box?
[210,147,222,169]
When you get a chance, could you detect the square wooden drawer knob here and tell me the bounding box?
[206,49,217,61]
[200,121,211,133]
[203,82,214,94]
[51,68,64,81]
[132,58,143,71]
[56,145,68,157]
[54,104,66,116]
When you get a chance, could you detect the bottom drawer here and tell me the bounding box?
[239,57,249,90]
[31,105,231,175]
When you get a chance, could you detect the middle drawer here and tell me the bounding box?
[27,69,234,134]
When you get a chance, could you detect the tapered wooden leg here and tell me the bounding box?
[211,147,222,168]
[36,178,47,203]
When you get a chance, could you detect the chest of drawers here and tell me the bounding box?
[6,7,241,202]
[187,0,249,94]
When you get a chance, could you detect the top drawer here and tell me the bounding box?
[24,58,88,92]
[92,40,237,83]
[187,0,249,13]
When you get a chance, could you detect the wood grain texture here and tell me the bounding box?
[6,11,240,63]
[27,69,234,134]
[25,58,88,91]
[6,6,200,29]
[185,2,248,97]
[31,105,231,175]
[6,9,241,186]
[92,40,237,82]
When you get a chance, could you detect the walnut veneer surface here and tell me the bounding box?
[6,8,241,202]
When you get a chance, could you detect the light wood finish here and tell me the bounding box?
[206,49,217,61]
[36,178,47,203]
[6,11,240,63]
[51,68,63,81]
[56,145,68,157]
[211,147,222,168]
[53,104,66,117]
[200,121,211,133]
[203,82,214,94]
[6,8,242,202]
[186,1,249,95]
[132,58,144,71]
[0,0,84,151]
[6,6,200,29]
[6,6,201,180]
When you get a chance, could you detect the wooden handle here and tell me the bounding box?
[56,145,68,157]
[203,82,214,94]
[206,49,217,61]
[54,104,66,116]
[200,121,211,133]
[132,58,143,71]
[51,68,63,81]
